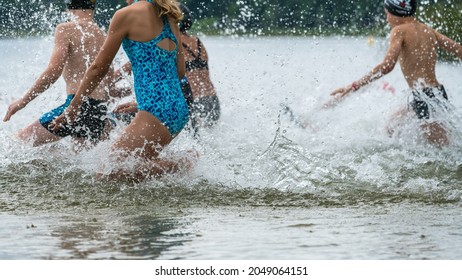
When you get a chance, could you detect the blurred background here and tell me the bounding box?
[0,1,460,36]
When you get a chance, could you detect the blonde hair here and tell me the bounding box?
[154,0,183,23]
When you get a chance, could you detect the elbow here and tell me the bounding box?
[381,64,395,75]
[376,58,397,76]
[43,67,63,84]
[88,62,110,80]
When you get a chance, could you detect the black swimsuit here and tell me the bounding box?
[410,85,448,119]
[182,38,221,136]
[183,38,209,72]
[39,95,108,141]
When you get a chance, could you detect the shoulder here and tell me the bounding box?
[112,5,136,23]
[55,22,73,33]
[390,24,406,34]
[54,23,74,41]
[389,24,408,40]
[55,21,90,35]
[181,31,193,38]
[417,22,438,36]
[112,6,128,20]
[107,7,135,33]
[167,15,180,31]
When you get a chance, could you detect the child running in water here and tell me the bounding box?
[113,2,220,137]
[3,0,116,148]
[178,3,220,135]
[50,0,193,181]
[329,0,462,147]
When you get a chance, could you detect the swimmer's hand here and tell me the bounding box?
[48,108,78,131]
[322,95,343,109]
[330,84,355,98]
[3,98,27,122]
[323,83,358,109]
[113,68,123,83]
[113,102,138,114]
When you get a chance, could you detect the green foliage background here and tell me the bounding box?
[0,0,461,41]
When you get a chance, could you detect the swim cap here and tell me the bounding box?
[179,3,193,32]
[384,0,417,17]
[65,0,96,10]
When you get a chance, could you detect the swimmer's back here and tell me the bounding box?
[117,2,176,51]
[397,21,439,88]
[181,34,216,98]
[59,21,112,101]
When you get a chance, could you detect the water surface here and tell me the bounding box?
[1,36,461,259]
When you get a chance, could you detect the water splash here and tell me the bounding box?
[2,36,462,213]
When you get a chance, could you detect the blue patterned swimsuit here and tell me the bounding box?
[122,15,189,137]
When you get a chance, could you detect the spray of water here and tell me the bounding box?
[1,2,462,212]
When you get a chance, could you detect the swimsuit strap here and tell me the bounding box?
[182,42,197,58]
[151,15,177,48]
[183,37,208,71]
[196,38,203,57]
[182,38,204,59]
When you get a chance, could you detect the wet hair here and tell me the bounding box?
[179,3,193,32]
[64,0,96,10]
[384,0,417,17]
[154,0,183,23]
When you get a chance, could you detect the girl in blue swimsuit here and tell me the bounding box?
[51,0,191,180]
[122,13,188,137]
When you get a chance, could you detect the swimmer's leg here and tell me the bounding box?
[97,152,198,182]
[112,110,172,159]
[387,106,449,147]
[98,111,177,181]
[421,121,449,147]
[17,120,62,147]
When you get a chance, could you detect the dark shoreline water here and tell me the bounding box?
[1,160,461,214]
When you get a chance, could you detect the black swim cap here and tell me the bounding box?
[65,0,96,10]
[179,3,193,32]
[384,0,417,17]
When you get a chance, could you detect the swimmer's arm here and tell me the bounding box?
[50,10,128,128]
[109,86,132,98]
[330,28,402,98]
[3,26,68,122]
[24,25,69,102]
[169,17,186,79]
[434,31,462,61]
[113,101,138,113]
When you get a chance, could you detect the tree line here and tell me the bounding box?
[1,0,461,40]
[0,0,125,37]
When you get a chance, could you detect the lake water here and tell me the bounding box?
[0,36,461,259]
